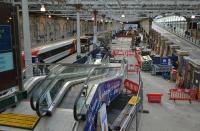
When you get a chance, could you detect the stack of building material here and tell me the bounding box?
[141,48,151,56]
[193,71,200,100]
[155,35,162,54]
[176,50,189,56]
[169,44,180,56]
[141,55,152,71]
[176,50,189,77]
[163,41,173,56]
[159,38,168,57]
[184,59,200,88]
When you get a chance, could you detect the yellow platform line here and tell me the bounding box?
[0,113,40,130]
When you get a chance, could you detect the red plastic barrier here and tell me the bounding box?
[128,64,140,73]
[124,79,139,94]
[134,49,141,67]
[169,88,197,102]
[146,93,163,103]
[112,50,135,57]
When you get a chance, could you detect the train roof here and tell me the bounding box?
[38,38,75,54]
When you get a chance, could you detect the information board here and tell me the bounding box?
[0,52,14,72]
[0,25,12,52]
[0,25,14,72]
[0,3,21,92]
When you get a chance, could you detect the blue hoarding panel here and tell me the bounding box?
[84,78,122,131]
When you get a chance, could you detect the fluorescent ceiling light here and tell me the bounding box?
[40,5,46,12]
[191,15,195,19]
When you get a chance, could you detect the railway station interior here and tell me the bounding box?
[1,0,200,131]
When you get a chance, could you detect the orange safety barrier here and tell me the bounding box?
[128,64,140,73]
[112,50,135,57]
[134,49,141,67]
[112,49,141,73]
[169,88,197,103]
[124,79,139,94]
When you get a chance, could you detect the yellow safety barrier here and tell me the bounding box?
[0,113,40,130]
[128,96,139,105]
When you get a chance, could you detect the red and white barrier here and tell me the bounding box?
[169,88,197,103]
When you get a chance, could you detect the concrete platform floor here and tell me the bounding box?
[139,72,200,131]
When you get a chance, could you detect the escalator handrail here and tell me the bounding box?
[30,64,62,110]
[36,64,124,117]
[36,69,109,117]
[73,65,125,121]
[35,67,97,116]
[33,66,66,107]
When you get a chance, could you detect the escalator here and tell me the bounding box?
[31,65,96,116]
[58,83,84,109]
[31,61,127,130]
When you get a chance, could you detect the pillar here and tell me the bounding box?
[22,0,33,78]
[75,4,82,59]
[93,10,98,49]
[102,15,106,31]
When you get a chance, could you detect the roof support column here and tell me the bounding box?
[75,4,82,59]
[102,15,106,31]
[21,0,33,78]
[93,10,98,50]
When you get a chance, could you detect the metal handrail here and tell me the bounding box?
[34,64,108,116]
[30,65,65,110]
[73,62,125,121]
[120,72,143,131]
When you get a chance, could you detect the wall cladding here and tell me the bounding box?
[19,15,109,48]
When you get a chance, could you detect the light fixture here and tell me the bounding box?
[92,17,94,21]
[67,17,69,20]
[48,15,51,18]
[101,19,103,22]
[9,17,12,20]
[40,5,46,12]
[191,15,195,19]
[121,14,125,18]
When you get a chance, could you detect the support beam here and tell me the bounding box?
[21,0,33,78]
[75,4,82,59]
[93,10,98,50]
